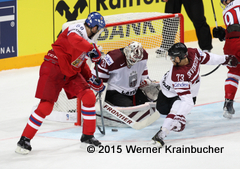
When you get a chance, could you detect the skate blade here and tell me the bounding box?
[148,140,163,148]
[223,111,232,119]
[15,146,30,155]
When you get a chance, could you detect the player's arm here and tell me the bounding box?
[196,48,238,67]
[81,59,92,81]
[68,31,102,64]
[91,54,112,83]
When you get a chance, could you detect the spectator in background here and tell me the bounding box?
[156,0,213,57]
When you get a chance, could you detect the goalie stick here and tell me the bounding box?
[102,102,160,130]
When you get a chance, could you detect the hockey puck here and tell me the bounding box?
[112,129,118,132]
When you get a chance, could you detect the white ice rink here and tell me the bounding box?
[0,39,240,169]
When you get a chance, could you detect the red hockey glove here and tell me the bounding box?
[88,75,105,93]
[87,43,101,64]
[223,55,239,67]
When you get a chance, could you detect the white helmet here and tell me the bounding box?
[123,41,143,68]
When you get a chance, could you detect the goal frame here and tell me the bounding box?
[105,13,184,42]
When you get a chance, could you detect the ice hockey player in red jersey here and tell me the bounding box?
[213,0,240,119]
[151,42,238,147]
[15,12,106,155]
[91,41,160,107]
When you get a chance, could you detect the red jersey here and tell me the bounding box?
[52,23,94,79]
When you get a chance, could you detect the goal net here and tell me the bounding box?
[45,12,184,126]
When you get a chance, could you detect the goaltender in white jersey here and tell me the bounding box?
[151,42,238,147]
[92,41,160,107]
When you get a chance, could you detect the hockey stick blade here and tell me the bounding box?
[102,102,160,130]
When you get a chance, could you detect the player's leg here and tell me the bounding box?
[152,91,179,147]
[223,67,240,119]
[65,73,101,147]
[15,61,64,154]
[183,0,212,51]
[15,100,54,154]
[105,90,134,107]
[135,88,150,105]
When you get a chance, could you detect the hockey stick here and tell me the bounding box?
[158,45,222,77]
[211,0,218,27]
[201,64,221,77]
[95,63,105,135]
[102,102,160,130]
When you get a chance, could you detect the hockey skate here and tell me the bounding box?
[15,136,32,155]
[150,128,165,148]
[223,99,235,119]
[80,134,101,151]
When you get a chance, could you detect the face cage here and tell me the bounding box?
[127,49,143,65]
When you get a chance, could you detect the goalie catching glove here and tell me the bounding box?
[87,43,102,64]
[88,75,105,93]
[139,78,160,101]
[222,55,239,67]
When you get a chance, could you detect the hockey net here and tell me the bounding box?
[46,12,184,126]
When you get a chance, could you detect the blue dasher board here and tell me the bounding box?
[0,0,17,59]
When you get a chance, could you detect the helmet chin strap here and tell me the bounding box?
[173,57,181,66]
[88,28,97,39]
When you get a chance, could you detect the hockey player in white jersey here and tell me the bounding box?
[151,42,238,147]
[92,41,160,107]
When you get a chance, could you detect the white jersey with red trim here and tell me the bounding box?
[92,48,149,96]
[223,0,240,26]
[160,48,227,116]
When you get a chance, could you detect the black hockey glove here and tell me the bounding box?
[222,55,239,67]
[212,26,226,41]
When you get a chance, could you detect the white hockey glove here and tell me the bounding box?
[170,114,186,132]
[139,79,160,101]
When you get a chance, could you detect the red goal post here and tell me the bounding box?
[49,12,184,126]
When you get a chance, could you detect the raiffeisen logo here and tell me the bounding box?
[55,0,87,22]
[96,0,158,10]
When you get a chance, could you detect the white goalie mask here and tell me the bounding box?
[123,41,143,68]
